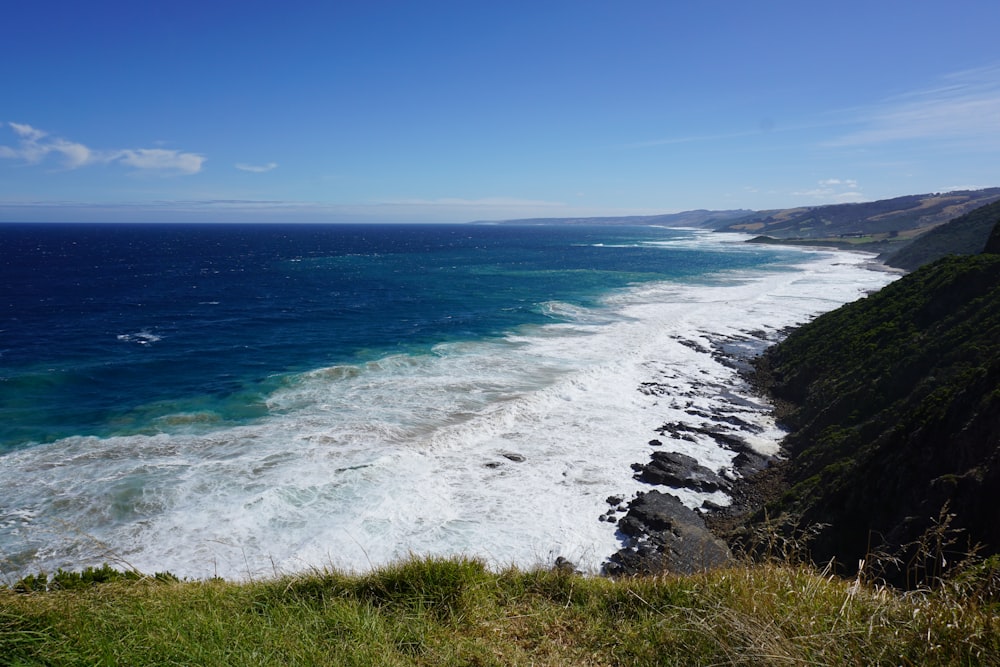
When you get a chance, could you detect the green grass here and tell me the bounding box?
[2,556,998,666]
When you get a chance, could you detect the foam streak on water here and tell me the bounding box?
[0,243,896,580]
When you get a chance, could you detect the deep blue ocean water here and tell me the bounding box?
[1,223,789,451]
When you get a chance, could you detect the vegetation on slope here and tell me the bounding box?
[3,555,999,666]
[884,199,1000,270]
[751,247,1000,585]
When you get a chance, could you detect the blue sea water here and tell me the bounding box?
[2,223,786,450]
[0,223,897,579]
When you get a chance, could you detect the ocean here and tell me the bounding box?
[0,223,897,580]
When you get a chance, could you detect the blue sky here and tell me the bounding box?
[2,1,999,223]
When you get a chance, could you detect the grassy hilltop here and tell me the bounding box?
[2,555,999,665]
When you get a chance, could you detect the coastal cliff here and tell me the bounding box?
[884,199,1000,270]
[745,220,1000,585]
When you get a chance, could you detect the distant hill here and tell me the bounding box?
[479,190,1000,260]
[749,224,1000,586]
[716,188,1000,240]
[884,199,1000,270]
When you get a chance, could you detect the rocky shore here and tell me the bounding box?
[601,334,785,577]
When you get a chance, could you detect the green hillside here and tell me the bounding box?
[884,199,1000,270]
[750,235,1000,585]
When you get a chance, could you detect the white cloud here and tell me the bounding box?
[818,178,858,188]
[828,64,1000,149]
[9,122,47,142]
[1,122,92,168]
[0,122,203,174]
[793,179,864,202]
[235,162,278,173]
[111,148,205,174]
[51,138,93,168]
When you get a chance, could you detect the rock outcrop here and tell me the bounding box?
[632,451,728,493]
[604,491,731,576]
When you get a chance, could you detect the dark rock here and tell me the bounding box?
[606,495,624,506]
[714,412,762,430]
[649,439,663,447]
[634,450,730,493]
[702,429,747,451]
[701,499,727,513]
[604,491,732,576]
[554,557,579,573]
[502,452,525,462]
[656,421,752,449]
[732,449,769,477]
[657,423,699,442]
[718,390,770,413]
[639,382,669,396]
[677,338,711,354]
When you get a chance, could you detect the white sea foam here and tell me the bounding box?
[0,243,897,581]
[116,329,162,345]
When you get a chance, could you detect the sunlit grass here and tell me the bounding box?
[2,555,998,666]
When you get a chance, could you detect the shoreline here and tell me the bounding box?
[601,250,896,577]
[600,331,786,576]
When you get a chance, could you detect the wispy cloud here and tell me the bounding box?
[827,64,1000,149]
[793,178,864,202]
[235,162,278,173]
[817,178,859,188]
[0,122,205,174]
[1,122,93,168]
[110,148,205,174]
